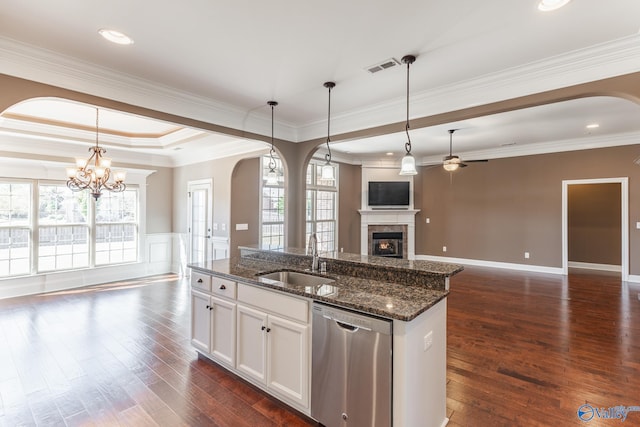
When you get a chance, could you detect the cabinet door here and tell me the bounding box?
[191,290,211,353]
[210,296,236,367]
[236,304,267,384]
[267,314,309,408]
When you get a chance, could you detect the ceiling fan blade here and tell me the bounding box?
[459,163,468,168]
[464,159,489,163]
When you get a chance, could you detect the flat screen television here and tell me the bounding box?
[368,181,410,207]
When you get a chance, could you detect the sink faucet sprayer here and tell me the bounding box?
[308,233,319,272]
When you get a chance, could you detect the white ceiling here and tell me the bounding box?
[1,0,640,167]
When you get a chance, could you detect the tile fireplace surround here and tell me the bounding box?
[359,209,419,260]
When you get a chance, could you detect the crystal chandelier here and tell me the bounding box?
[66,108,126,200]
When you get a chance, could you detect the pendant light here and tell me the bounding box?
[399,54,418,176]
[321,81,336,181]
[266,101,279,185]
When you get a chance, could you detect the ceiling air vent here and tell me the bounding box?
[366,58,401,74]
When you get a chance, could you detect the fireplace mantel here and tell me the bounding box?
[359,209,419,260]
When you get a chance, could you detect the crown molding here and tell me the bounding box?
[419,131,640,165]
[297,34,640,141]
[0,37,299,142]
[2,34,640,149]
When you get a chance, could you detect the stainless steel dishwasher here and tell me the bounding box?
[311,302,392,427]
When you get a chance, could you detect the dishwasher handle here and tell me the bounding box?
[335,320,365,332]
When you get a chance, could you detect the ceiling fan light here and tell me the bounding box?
[443,159,460,172]
[399,152,418,176]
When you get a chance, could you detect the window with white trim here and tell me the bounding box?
[305,161,338,252]
[95,189,138,265]
[38,184,90,271]
[260,155,285,250]
[0,182,31,276]
[0,178,139,278]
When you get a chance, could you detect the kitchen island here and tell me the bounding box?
[188,246,463,427]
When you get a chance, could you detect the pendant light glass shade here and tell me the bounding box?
[399,55,418,176]
[266,168,278,185]
[321,82,336,181]
[400,152,418,175]
[266,101,279,185]
[321,161,334,180]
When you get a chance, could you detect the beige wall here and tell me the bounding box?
[568,183,621,265]
[229,157,261,258]
[172,152,263,238]
[338,162,362,253]
[146,167,174,233]
[415,144,640,274]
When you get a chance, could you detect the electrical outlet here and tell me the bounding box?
[221,223,226,231]
[524,252,530,259]
[426,218,430,224]
[424,331,433,352]
[213,223,218,230]
[442,246,447,253]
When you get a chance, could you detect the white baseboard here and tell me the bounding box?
[568,261,622,272]
[626,274,640,283]
[415,255,564,275]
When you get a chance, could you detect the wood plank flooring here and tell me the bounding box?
[446,267,640,427]
[0,268,638,426]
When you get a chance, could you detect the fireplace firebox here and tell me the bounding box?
[372,232,403,259]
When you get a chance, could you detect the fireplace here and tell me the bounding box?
[372,232,403,258]
[367,224,408,259]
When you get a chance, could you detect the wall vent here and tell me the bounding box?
[366,58,401,74]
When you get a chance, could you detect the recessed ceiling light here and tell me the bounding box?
[386,152,394,156]
[586,123,600,129]
[98,29,134,45]
[538,0,571,11]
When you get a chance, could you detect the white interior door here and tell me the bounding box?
[188,179,213,265]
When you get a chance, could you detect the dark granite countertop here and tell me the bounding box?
[189,249,462,321]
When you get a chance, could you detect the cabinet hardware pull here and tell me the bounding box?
[261,325,266,331]
[209,306,214,311]
[205,305,210,309]
[219,284,226,290]
[197,278,203,283]
[266,328,271,333]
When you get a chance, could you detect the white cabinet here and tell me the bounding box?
[191,289,212,352]
[191,273,311,413]
[267,314,309,406]
[236,304,268,382]
[210,296,236,366]
[235,282,310,409]
[191,270,237,367]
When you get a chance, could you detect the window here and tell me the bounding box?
[306,161,338,252]
[0,178,139,278]
[260,155,285,250]
[0,182,31,276]
[95,189,138,265]
[38,184,89,271]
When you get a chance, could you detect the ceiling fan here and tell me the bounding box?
[443,129,488,171]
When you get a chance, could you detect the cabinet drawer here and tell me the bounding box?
[211,277,237,299]
[238,283,308,323]
[191,271,211,292]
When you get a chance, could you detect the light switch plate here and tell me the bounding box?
[235,223,248,231]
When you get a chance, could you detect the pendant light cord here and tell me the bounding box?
[404,57,412,155]
[268,101,278,170]
[324,82,335,164]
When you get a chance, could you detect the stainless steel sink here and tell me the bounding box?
[258,270,335,286]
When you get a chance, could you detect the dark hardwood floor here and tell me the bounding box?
[446,267,640,427]
[0,267,638,426]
